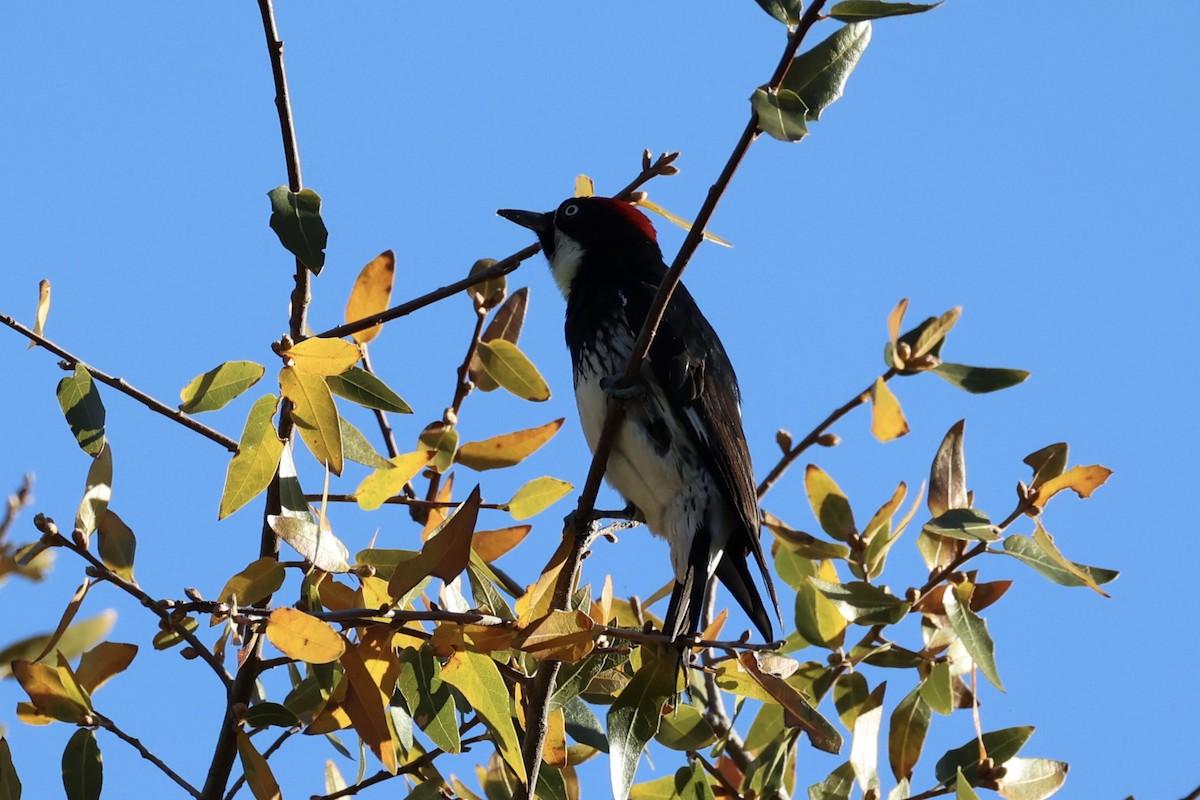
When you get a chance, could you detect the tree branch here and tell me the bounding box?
[0,314,238,452]
[95,712,202,798]
[222,726,299,800]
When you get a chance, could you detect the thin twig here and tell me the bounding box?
[301,493,508,510]
[1,474,34,542]
[756,368,897,500]
[516,6,832,795]
[222,726,299,800]
[689,749,742,798]
[34,515,231,686]
[0,314,238,452]
[315,732,491,800]
[359,348,401,459]
[95,712,202,798]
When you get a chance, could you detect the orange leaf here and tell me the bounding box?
[456,418,565,471]
[344,250,395,344]
[388,486,481,600]
[340,638,398,773]
[514,610,595,662]
[471,525,533,563]
[1032,464,1113,508]
[236,729,282,800]
[11,660,89,723]
[869,377,909,442]
[265,608,346,664]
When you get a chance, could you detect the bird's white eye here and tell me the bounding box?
[562,204,579,217]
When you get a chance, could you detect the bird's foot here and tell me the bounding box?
[601,375,644,401]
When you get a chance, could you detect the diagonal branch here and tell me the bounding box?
[0,314,238,452]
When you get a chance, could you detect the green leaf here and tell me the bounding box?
[474,339,551,401]
[654,705,716,751]
[808,761,855,800]
[920,661,954,715]
[0,737,20,800]
[280,365,344,476]
[834,671,869,730]
[338,415,392,470]
[995,757,1069,800]
[607,644,677,800]
[397,647,460,754]
[934,727,1034,784]
[751,87,810,142]
[325,367,412,414]
[61,729,101,800]
[74,441,112,541]
[779,22,871,121]
[810,578,910,625]
[505,476,573,520]
[794,570,848,648]
[97,509,137,582]
[550,651,627,712]
[219,557,287,606]
[242,702,301,730]
[178,361,266,413]
[417,422,458,474]
[888,685,930,781]
[219,394,283,520]
[753,0,801,24]
[1023,443,1068,491]
[1001,534,1119,589]
[441,650,525,781]
[1031,523,1110,597]
[943,585,1004,691]
[57,364,106,456]
[928,420,967,518]
[267,186,328,274]
[922,508,998,542]
[805,465,857,541]
[829,1,941,21]
[956,768,983,800]
[932,363,1031,394]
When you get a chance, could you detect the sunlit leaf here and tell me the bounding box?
[388,486,481,600]
[1031,464,1112,508]
[30,278,51,348]
[514,610,595,662]
[922,508,998,542]
[911,306,961,360]
[608,644,677,800]
[869,377,909,442]
[179,361,266,413]
[634,197,731,247]
[475,339,551,402]
[266,608,345,664]
[75,642,137,695]
[338,415,392,470]
[345,250,395,344]
[506,476,573,520]
[471,525,532,564]
[849,682,885,792]
[355,450,432,511]
[793,560,848,647]
[326,367,412,414]
[442,649,526,780]
[219,394,283,520]
[805,465,856,541]
[324,760,348,794]
[779,21,872,122]
[0,612,115,680]
[888,685,930,781]
[267,185,327,274]
[284,337,362,377]
[236,729,281,800]
[74,442,112,541]
[811,578,910,625]
[151,616,198,651]
[1023,443,1068,491]
[764,512,851,560]
[996,757,1069,800]
[280,365,343,475]
[267,514,351,573]
[830,1,941,21]
[753,0,801,24]
[734,652,842,754]
[12,660,89,723]
[932,363,1030,394]
[61,729,101,800]
[470,287,529,392]
[1001,534,1119,589]
[574,174,595,197]
[943,585,1003,691]
[456,418,564,471]
[956,768,983,800]
[56,364,105,456]
[96,509,136,582]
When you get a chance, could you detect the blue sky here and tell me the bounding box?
[2,2,1197,798]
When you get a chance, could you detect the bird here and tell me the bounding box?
[498,195,780,647]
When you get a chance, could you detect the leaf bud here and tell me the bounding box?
[905,587,920,604]
[776,429,793,453]
[184,587,204,602]
[817,433,841,448]
[628,191,648,204]
[84,565,101,578]
[354,563,377,579]
[659,164,680,176]
[642,149,653,171]
[895,341,912,363]
[948,572,968,585]
[180,646,198,660]
[443,407,458,426]
[80,713,96,728]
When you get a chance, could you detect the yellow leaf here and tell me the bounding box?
[30,278,50,349]
[179,361,267,413]
[32,578,90,664]
[506,476,573,520]
[574,175,595,197]
[266,607,346,664]
[543,707,569,768]
[344,250,395,344]
[869,377,910,442]
[219,394,283,520]
[280,365,344,475]
[514,610,595,662]
[515,536,572,623]
[418,422,459,474]
[11,660,90,723]
[76,642,138,695]
[805,465,857,541]
[284,337,363,377]
[474,340,551,402]
[388,486,482,600]
[219,556,286,607]
[236,729,282,800]
[1032,464,1113,508]
[422,472,455,541]
[1032,522,1110,597]
[590,574,614,625]
[355,450,433,511]
[471,525,533,563]
[463,624,515,654]
[634,197,732,247]
[441,649,526,781]
[339,638,398,773]
[887,298,908,348]
[74,441,112,541]
[456,418,565,471]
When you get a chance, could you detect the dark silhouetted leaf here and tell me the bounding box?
[267,186,328,274]
[829,1,941,21]
[61,729,101,800]
[57,365,105,456]
[929,420,967,518]
[933,363,1030,394]
[934,727,1034,784]
[97,509,136,582]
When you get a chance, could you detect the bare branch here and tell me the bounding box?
[95,712,202,798]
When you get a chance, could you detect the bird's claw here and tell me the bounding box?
[601,375,644,401]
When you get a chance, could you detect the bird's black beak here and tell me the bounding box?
[497,208,553,234]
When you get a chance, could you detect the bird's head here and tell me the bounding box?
[498,196,660,297]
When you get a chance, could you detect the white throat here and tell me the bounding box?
[549,229,585,298]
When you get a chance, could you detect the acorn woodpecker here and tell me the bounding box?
[498,196,780,644]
